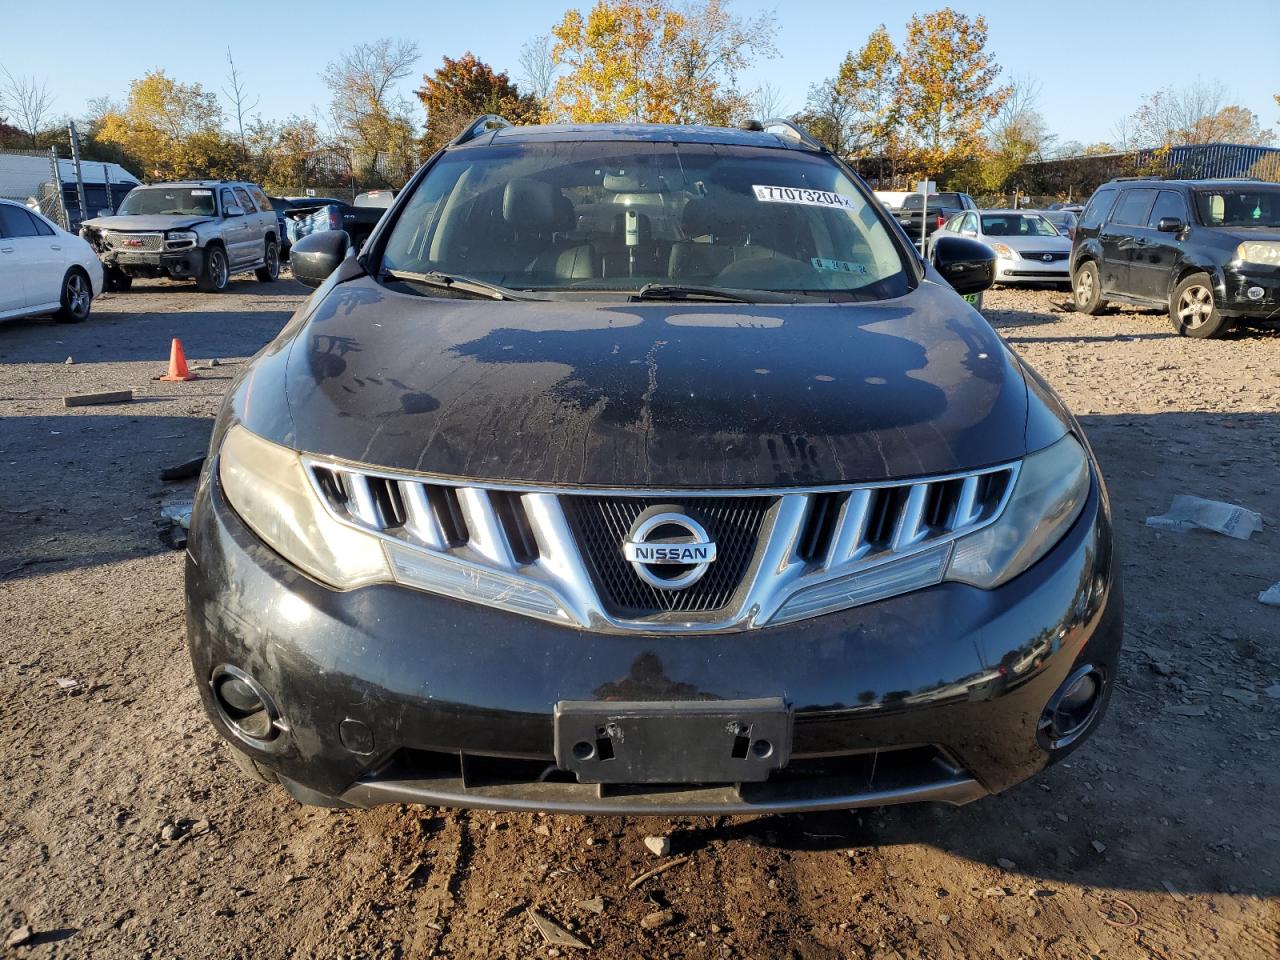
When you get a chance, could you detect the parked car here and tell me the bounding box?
[1071,177,1280,338]
[894,191,979,245]
[1048,202,1084,215]
[268,196,344,260]
[284,193,394,250]
[80,180,279,292]
[188,117,1120,814]
[930,210,1072,286]
[1041,209,1078,240]
[0,198,102,323]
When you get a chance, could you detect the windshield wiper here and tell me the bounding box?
[630,282,803,304]
[383,269,536,301]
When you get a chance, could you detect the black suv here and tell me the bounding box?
[187,117,1120,814]
[1071,177,1280,337]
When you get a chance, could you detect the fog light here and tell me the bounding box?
[212,666,279,743]
[1038,666,1104,751]
[1246,286,1265,301]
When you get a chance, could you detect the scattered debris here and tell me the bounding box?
[533,822,551,837]
[1097,895,1139,928]
[55,677,83,695]
[160,456,205,482]
[640,909,677,930]
[982,887,1010,899]
[1165,704,1209,717]
[627,854,691,890]
[1265,683,1280,700]
[64,356,74,365]
[995,858,1017,871]
[1144,495,1262,540]
[643,836,672,857]
[528,908,589,950]
[1259,583,1280,607]
[6,925,34,948]
[63,389,133,408]
[1161,879,1187,904]
[1091,840,1107,854]
[1222,688,1259,705]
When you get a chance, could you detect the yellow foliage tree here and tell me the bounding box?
[97,71,235,180]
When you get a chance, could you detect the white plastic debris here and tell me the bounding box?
[160,496,194,529]
[1259,582,1280,606]
[1144,495,1262,540]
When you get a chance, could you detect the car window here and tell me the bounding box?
[221,189,238,214]
[962,213,978,232]
[234,187,256,212]
[1079,188,1117,230]
[1111,189,1157,226]
[117,187,217,217]
[1192,187,1280,227]
[0,205,41,238]
[1147,191,1187,227]
[250,188,272,211]
[979,214,1058,237]
[380,140,912,301]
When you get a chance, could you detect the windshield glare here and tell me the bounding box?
[980,214,1059,237]
[117,187,217,217]
[1194,188,1280,228]
[380,141,909,300]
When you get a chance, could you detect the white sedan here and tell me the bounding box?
[0,199,103,323]
[929,209,1073,286]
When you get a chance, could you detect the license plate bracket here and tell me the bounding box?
[554,698,790,784]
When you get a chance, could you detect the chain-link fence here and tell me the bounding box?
[1,134,138,231]
[0,146,69,226]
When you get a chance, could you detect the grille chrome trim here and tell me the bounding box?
[301,456,1020,633]
[102,230,165,252]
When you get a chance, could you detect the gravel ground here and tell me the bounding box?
[1,277,1278,959]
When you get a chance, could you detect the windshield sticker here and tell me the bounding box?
[753,185,853,208]
[190,189,213,196]
[811,257,868,275]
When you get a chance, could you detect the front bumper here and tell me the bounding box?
[1219,266,1280,321]
[186,467,1122,814]
[102,247,203,279]
[995,259,1070,283]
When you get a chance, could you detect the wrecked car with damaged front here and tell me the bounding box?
[186,117,1121,814]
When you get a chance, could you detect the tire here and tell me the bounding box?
[1170,272,1230,338]
[225,744,279,785]
[255,239,280,282]
[197,245,230,292]
[105,268,132,292]
[53,268,92,323]
[1072,260,1107,315]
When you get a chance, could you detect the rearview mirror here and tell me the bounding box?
[1156,217,1185,234]
[290,230,352,288]
[931,235,995,296]
[224,203,245,217]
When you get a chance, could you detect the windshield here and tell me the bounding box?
[1193,188,1280,228]
[901,193,960,209]
[980,213,1059,237]
[117,187,217,217]
[380,140,910,300]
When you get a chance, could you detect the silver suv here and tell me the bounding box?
[80,180,280,292]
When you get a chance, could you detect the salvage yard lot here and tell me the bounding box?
[1,280,1278,959]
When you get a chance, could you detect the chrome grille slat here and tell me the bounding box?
[300,457,1020,634]
[103,230,164,252]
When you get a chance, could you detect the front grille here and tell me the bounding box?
[299,458,1019,632]
[1020,250,1068,262]
[561,496,773,617]
[103,231,164,252]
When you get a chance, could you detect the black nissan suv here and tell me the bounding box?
[186,117,1122,814]
[1071,177,1280,337]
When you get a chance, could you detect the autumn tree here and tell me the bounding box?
[1127,80,1274,147]
[0,68,55,148]
[324,38,420,182]
[981,75,1054,191]
[550,0,774,125]
[518,34,560,120]
[416,52,540,155]
[896,8,1010,170]
[97,71,236,180]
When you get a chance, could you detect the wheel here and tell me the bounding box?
[54,268,92,323]
[105,268,132,292]
[224,744,279,784]
[197,245,229,292]
[255,239,280,282]
[1170,273,1230,338]
[1072,261,1107,315]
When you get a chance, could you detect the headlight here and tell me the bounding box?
[1236,241,1280,266]
[990,242,1015,260]
[219,425,390,589]
[167,230,198,247]
[946,434,1090,589]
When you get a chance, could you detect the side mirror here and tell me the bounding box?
[1156,217,1185,234]
[97,208,114,218]
[931,234,995,296]
[290,230,352,288]
[224,203,245,217]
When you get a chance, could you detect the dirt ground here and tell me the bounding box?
[1,274,1278,960]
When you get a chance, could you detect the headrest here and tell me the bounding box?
[680,197,744,243]
[503,179,557,228]
[553,194,576,233]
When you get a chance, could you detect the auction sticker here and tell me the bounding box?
[753,185,853,208]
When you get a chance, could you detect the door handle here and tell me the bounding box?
[1,246,13,253]
[50,244,62,251]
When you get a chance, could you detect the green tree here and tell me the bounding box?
[416,52,539,155]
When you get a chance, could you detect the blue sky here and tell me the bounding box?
[3,0,1277,148]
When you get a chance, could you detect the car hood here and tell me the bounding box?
[81,214,214,231]
[992,233,1072,252]
[252,274,1036,487]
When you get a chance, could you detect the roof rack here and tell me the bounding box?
[450,114,512,147]
[761,118,826,152]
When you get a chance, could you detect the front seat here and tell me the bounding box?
[668,198,740,282]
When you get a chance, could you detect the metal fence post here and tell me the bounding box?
[103,163,114,213]
[47,146,69,230]
[68,120,88,230]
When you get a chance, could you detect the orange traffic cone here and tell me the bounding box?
[159,338,198,382]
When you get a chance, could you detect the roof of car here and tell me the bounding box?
[462,122,818,152]
[1105,177,1275,189]
[136,179,248,188]
[980,209,1045,216]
